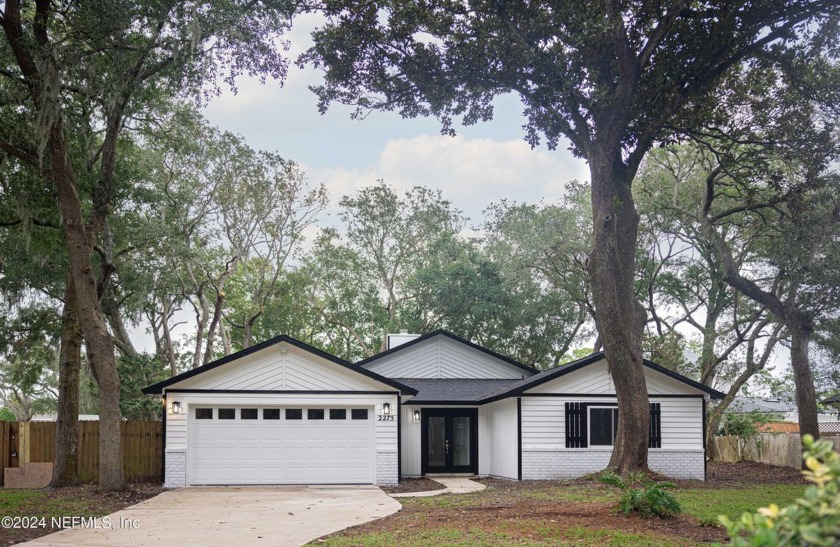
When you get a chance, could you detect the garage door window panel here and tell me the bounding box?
[195,408,213,420]
[330,409,346,420]
[308,409,325,420]
[351,409,368,420]
[263,408,280,420]
[286,408,302,420]
[241,408,258,420]
[218,408,235,420]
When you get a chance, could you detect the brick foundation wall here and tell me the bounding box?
[376,449,398,486]
[164,448,186,488]
[522,448,705,480]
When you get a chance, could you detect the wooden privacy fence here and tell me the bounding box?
[713,433,840,469]
[2,420,162,484]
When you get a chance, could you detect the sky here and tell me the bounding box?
[201,14,590,226]
[128,15,590,355]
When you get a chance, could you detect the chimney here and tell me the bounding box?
[386,330,420,350]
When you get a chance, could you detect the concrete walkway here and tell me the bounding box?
[23,486,401,547]
[390,477,486,498]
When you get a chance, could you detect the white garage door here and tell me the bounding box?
[188,406,375,485]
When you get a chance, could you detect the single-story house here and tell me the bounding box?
[726,395,839,428]
[143,330,723,487]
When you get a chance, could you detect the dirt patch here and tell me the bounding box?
[381,477,447,494]
[0,481,164,546]
[706,461,807,485]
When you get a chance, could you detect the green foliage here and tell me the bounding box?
[0,408,16,421]
[720,435,840,546]
[117,354,168,420]
[599,471,681,518]
[722,410,771,438]
[677,485,804,526]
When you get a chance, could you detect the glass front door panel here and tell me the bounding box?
[452,416,471,467]
[428,416,446,468]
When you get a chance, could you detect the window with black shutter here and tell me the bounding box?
[565,402,663,448]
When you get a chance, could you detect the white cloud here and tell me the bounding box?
[308,135,589,223]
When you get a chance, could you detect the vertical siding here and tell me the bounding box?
[365,336,530,379]
[478,399,518,479]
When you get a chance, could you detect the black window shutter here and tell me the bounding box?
[565,402,588,448]
[648,403,661,448]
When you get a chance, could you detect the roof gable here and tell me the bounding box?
[482,352,724,402]
[143,335,416,395]
[357,330,538,380]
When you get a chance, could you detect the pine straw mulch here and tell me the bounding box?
[0,481,164,546]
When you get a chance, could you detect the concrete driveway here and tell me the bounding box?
[23,486,401,547]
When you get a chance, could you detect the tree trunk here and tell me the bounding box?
[588,159,650,475]
[160,297,178,376]
[51,271,82,487]
[790,321,819,442]
[203,290,226,365]
[103,287,136,357]
[50,130,124,491]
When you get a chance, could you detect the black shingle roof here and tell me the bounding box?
[396,378,521,404]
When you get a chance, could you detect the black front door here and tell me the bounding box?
[421,408,478,474]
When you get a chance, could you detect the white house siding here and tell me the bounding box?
[364,336,530,379]
[400,405,422,477]
[163,392,399,487]
[520,395,705,480]
[169,343,386,392]
[478,399,518,479]
[526,359,705,396]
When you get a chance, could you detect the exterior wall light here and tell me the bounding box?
[413,410,420,422]
[382,402,391,415]
[172,401,182,415]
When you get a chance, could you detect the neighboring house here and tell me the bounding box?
[144,330,723,488]
[727,395,839,426]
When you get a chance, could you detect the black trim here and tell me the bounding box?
[161,397,166,485]
[702,398,708,481]
[648,403,661,448]
[403,400,483,406]
[517,398,522,480]
[397,394,402,482]
[565,402,588,447]
[355,330,539,376]
[481,352,725,403]
[519,393,705,399]
[161,389,401,395]
[142,335,417,396]
[420,408,479,475]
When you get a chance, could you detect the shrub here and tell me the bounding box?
[599,470,681,518]
[720,435,840,546]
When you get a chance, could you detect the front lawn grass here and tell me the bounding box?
[315,474,810,546]
[320,523,682,546]
[0,489,101,519]
[676,484,805,525]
